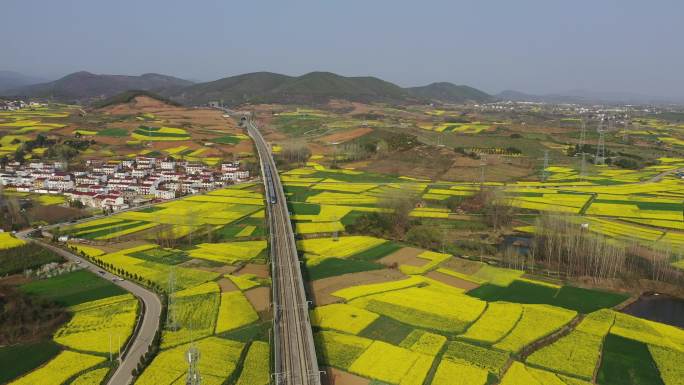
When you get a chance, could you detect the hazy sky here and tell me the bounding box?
[2,0,683,98]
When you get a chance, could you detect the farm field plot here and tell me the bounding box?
[315,331,373,369]
[442,340,509,375]
[8,350,106,385]
[235,341,270,385]
[493,304,577,353]
[135,337,245,385]
[347,340,428,384]
[596,334,665,385]
[0,232,26,249]
[526,309,615,379]
[162,282,220,348]
[311,303,379,335]
[431,359,489,385]
[469,279,628,313]
[54,293,139,353]
[349,286,486,333]
[20,269,127,306]
[7,270,138,384]
[0,341,61,385]
[215,291,259,333]
[460,302,523,343]
[57,182,271,384]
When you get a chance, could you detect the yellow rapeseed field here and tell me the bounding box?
[9,351,106,385]
[188,241,267,264]
[494,305,577,353]
[135,337,244,385]
[235,341,270,385]
[311,304,379,334]
[215,291,259,333]
[431,359,489,385]
[348,341,421,384]
[332,276,426,301]
[462,302,523,344]
[54,294,138,353]
[0,232,25,249]
[297,236,386,259]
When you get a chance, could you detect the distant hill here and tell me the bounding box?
[167,71,294,105]
[1,69,493,106]
[166,71,415,105]
[3,71,193,102]
[496,89,682,105]
[0,71,47,93]
[406,82,493,103]
[92,90,182,109]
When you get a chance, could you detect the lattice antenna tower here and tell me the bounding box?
[166,266,179,330]
[185,344,201,385]
[184,320,201,385]
[541,150,550,182]
[595,117,606,165]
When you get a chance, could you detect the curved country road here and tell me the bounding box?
[16,230,162,385]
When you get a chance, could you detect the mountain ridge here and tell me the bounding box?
[2,71,194,102]
[3,70,492,106]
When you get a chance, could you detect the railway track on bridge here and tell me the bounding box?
[242,114,321,385]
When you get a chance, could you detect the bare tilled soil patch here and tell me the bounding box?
[236,263,269,278]
[311,269,406,305]
[319,127,373,144]
[425,270,480,291]
[217,277,239,292]
[379,247,424,267]
[178,259,238,274]
[442,257,484,275]
[324,367,370,385]
[95,240,151,253]
[245,286,270,315]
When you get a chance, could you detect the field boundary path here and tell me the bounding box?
[240,111,322,385]
[16,230,162,385]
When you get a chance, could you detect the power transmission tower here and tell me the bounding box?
[579,118,588,179]
[479,155,487,185]
[166,266,179,330]
[578,118,587,150]
[623,115,632,142]
[332,215,339,242]
[594,118,606,165]
[541,150,549,182]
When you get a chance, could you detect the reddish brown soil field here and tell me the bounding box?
[244,286,270,315]
[425,270,480,291]
[311,269,406,305]
[319,127,373,144]
[378,247,423,267]
[324,367,370,385]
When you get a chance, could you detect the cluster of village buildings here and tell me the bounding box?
[0,100,47,110]
[0,157,250,211]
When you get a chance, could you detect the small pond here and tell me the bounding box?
[621,292,684,329]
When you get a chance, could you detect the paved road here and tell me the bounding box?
[243,115,321,385]
[16,230,162,385]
